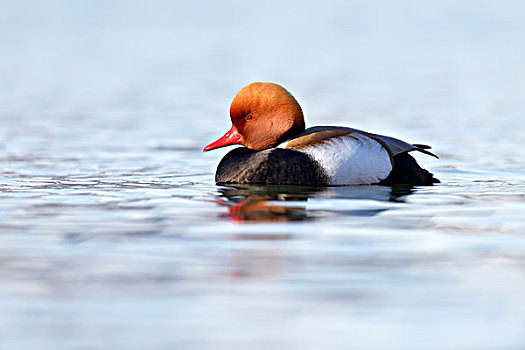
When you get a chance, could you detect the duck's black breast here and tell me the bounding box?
[215,147,329,185]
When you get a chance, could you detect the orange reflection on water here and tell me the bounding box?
[226,200,309,222]
[217,184,414,223]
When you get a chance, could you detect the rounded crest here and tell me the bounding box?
[229,82,305,150]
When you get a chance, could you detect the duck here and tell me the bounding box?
[203,82,439,186]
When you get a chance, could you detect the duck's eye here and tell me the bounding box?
[246,115,253,120]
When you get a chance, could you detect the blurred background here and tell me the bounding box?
[1,1,525,349]
[1,0,524,167]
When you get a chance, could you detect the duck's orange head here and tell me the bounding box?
[203,82,305,152]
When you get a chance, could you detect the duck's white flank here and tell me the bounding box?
[280,134,393,185]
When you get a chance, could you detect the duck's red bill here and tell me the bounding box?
[203,125,242,152]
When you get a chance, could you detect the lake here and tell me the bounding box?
[1,1,525,349]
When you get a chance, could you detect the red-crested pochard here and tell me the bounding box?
[203,82,439,186]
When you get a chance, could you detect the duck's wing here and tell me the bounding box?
[370,133,439,159]
[279,126,394,185]
[281,126,438,159]
[279,126,357,149]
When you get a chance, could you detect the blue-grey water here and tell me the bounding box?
[1,1,525,349]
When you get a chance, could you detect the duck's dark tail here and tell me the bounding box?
[378,152,440,186]
[413,144,439,159]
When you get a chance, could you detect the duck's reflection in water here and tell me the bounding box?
[216,184,415,222]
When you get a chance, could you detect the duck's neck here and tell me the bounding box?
[274,123,305,147]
